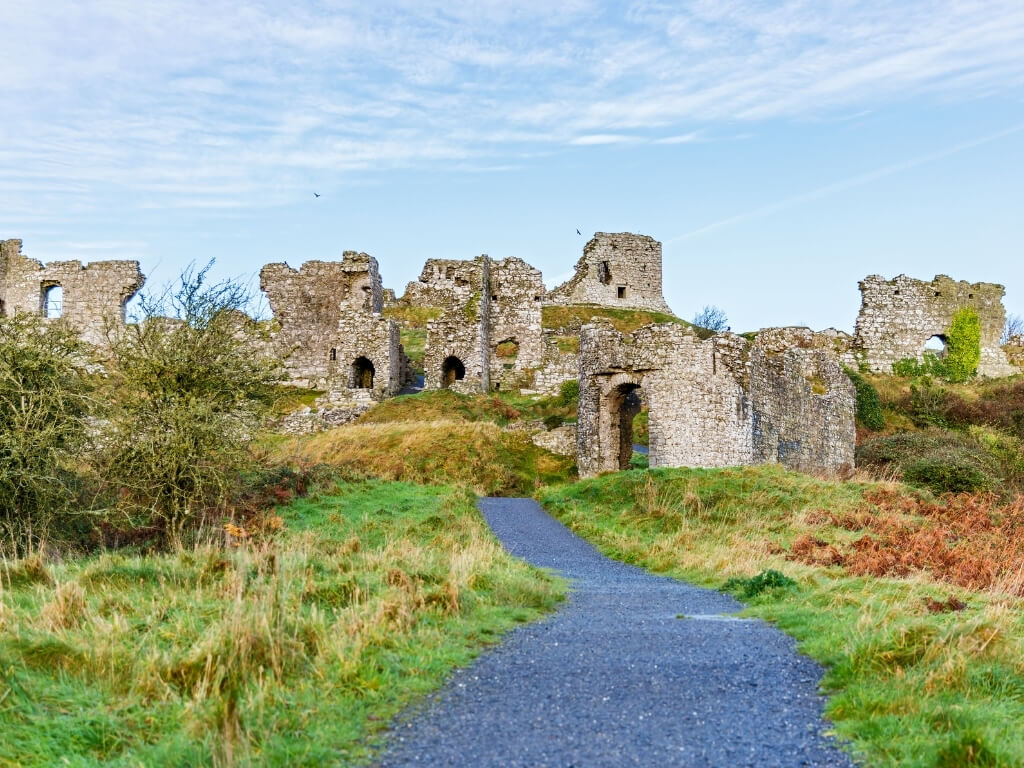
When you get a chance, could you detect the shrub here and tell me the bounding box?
[945,307,982,383]
[892,352,948,378]
[692,305,728,332]
[101,263,282,545]
[857,430,1001,494]
[0,314,96,557]
[558,379,579,407]
[909,377,952,427]
[723,569,797,598]
[845,368,884,431]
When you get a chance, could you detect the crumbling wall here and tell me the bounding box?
[0,238,144,345]
[259,252,408,391]
[546,233,672,313]
[749,333,856,474]
[854,274,1015,377]
[577,322,854,478]
[400,259,484,309]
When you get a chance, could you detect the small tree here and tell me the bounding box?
[1003,314,1023,345]
[692,305,728,332]
[945,307,982,383]
[102,263,282,545]
[0,314,97,556]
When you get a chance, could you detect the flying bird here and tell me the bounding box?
[313,193,321,198]
[576,228,581,235]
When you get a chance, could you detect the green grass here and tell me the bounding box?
[539,466,1024,768]
[541,304,693,335]
[0,479,564,767]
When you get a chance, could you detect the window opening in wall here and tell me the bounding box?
[43,285,63,318]
[350,356,375,389]
[491,295,498,301]
[0,298,6,317]
[617,286,626,299]
[934,291,941,297]
[924,335,947,356]
[330,348,337,361]
[441,356,465,388]
[597,261,611,285]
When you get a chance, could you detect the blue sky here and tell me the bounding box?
[2,0,1023,332]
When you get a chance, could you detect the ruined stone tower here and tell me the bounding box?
[546,232,672,313]
[854,274,1015,377]
[0,238,144,346]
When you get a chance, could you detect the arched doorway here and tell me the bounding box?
[609,382,643,470]
[442,356,465,388]
[350,356,375,389]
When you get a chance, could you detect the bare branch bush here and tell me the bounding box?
[101,262,283,546]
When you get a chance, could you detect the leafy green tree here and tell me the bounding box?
[0,314,96,556]
[945,307,982,383]
[101,263,282,545]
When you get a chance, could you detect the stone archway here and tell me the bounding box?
[350,356,375,389]
[442,356,465,388]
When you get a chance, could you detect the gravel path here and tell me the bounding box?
[377,498,855,767]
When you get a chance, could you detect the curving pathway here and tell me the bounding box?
[377,498,855,767]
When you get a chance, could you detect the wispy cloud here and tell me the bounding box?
[1,0,1023,216]
[667,121,1024,243]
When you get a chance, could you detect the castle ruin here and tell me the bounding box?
[4,230,1021,478]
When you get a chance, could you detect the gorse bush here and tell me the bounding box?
[944,307,982,383]
[0,314,96,557]
[101,263,282,545]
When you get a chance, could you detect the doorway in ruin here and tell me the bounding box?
[350,356,375,389]
[441,356,466,388]
[609,382,644,470]
[924,335,947,357]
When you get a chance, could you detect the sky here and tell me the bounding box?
[2,0,1023,333]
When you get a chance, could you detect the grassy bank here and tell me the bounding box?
[0,478,563,767]
[540,467,1024,768]
[271,419,575,496]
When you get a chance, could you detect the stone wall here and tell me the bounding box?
[854,274,1015,377]
[0,238,144,346]
[401,258,484,309]
[488,257,545,391]
[259,253,409,392]
[577,322,854,478]
[546,233,673,313]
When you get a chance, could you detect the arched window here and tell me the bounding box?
[350,356,375,389]
[924,335,947,356]
[441,356,466,388]
[43,285,63,318]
